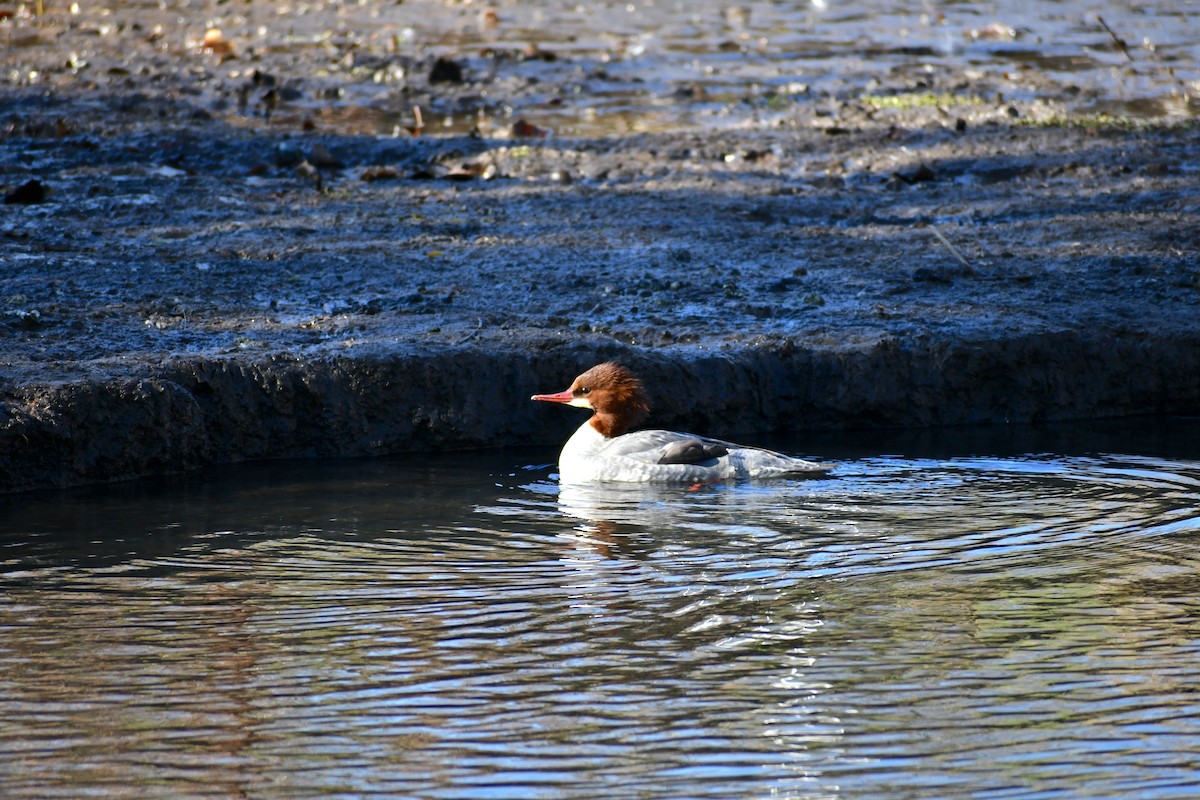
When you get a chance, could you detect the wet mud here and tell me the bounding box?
[1,1,1198,490]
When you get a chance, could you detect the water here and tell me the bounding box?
[301,0,1200,133]
[3,421,1200,798]
[12,0,1195,136]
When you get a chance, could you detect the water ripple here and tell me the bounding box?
[2,446,1200,798]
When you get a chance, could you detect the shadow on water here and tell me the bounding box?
[2,417,1200,798]
[2,415,1199,570]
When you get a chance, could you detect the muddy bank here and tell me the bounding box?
[2,1,1199,491]
[3,110,1200,491]
[2,111,1199,491]
[3,329,1199,491]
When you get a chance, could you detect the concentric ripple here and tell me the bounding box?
[2,440,1199,798]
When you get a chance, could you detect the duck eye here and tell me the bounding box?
[578,387,591,395]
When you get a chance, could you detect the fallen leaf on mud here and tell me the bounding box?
[295,161,324,190]
[510,119,548,138]
[8,31,45,49]
[274,143,305,168]
[430,56,465,84]
[896,163,937,184]
[149,165,188,178]
[444,162,497,181]
[7,309,43,330]
[310,144,345,169]
[912,267,954,284]
[360,165,402,182]
[444,167,477,181]
[202,28,236,58]
[522,43,558,62]
[4,180,48,205]
[971,22,1017,40]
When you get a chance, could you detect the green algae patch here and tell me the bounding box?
[1016,112,1153,130]
[860,92,985,110]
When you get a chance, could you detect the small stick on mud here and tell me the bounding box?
[456,317,485,345]
[929,224,972,272]
[1096,15,1134,62]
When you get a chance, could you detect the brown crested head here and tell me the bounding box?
[569,362,651,437]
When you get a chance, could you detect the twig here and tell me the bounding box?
[1096,15,1134,62]
[929,224,972,271]
[456,317,484,345]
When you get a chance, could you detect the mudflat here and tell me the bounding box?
[2,1,1198,490]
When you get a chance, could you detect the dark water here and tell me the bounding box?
[3,420,1200,799]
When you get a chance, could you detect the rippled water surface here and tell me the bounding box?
[3,421,1200,798]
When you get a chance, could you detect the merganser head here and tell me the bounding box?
[531,362,651,437]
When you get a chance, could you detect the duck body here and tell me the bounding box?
[556,421,826,483]
[532,362,829,485]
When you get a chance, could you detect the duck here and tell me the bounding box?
[532,362,830,483]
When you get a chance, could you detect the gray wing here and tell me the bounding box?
[598,430,732,466]
[657,438,729,465]
[599,429,832,475]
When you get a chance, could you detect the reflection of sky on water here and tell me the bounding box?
[9,0,1193,137]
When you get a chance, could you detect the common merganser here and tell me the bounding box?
[532,362,830,484]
